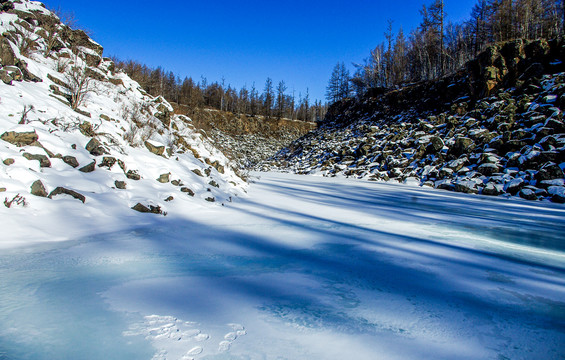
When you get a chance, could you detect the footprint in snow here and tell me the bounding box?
[218,324,247,352]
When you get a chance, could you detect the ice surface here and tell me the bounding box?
[1,172,564,360]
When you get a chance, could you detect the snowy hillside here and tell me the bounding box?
[265,39,565,203]
[0,0,246,247]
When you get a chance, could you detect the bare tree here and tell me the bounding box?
[64,63,95,110]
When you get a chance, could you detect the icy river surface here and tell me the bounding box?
[1,173,565,360]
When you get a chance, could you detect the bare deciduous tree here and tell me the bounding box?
[63,63,95,110]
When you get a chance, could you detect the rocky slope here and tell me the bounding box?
[0,0,246,232]
[173,104,316,169]
[264,38,565,203]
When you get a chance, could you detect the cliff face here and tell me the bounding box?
[265,38,565,203]
[0,0,246,241]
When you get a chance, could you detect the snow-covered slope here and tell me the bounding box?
[0,0,246,247]
[265,39,565,203]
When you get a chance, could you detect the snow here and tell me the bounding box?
[1,172,564,360]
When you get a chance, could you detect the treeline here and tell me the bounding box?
[112,58,326,122]
[327,0,564,102]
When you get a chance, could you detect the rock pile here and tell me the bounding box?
[264,39,565,203]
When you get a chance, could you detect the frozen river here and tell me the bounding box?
[1,173,564,359]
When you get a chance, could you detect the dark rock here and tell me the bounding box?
[505,178,525,195]
[79,160,96,173]
[477,163,499,176]
[519,188,538,200]
[1,131,38,146]
[171,180,182,186]
[548,186,565,203]
[30,180,48,197]
[454,180,479,194]
[126,170,141,180]
[156,173,170,183]
[131,203,150,213]
[450,137,475,157]
[23,153,51,168]
[3,158,14,166]
[48,187,86,203]
[205,197,216,202]
[208,180,219,188]
[426,136,444,154]
[79,121,96,137]
[85,138,106,156]
[98,156,116,169]
[145,141,165,156]
[62,155,79,168]
[114,180,127,189]
[181,187,195,196]
[192,169,204,177]
[535,163,564,181]
[483,182,504,196]
[164,196,174,202]
[132,203,163,214]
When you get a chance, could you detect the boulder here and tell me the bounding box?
[505,178,525,195]
[48,187,86,203]
[156,173,170,183]
[126,170,141,180]
[0,69,12,84]
[98,156,117,169]
[79,160,96,173]
[519,188,538,200]
[425,136,444,155]
[3,158,14,166]
[30,180,48,197]
[114,180,127,189]
[131,203,150,213]
[1,131,38,146]
[208,180,219,188]
[181,187,195,196]
[144,141,165,156]
[62,155,79,168]
[192,169,204,177]
[85,138,106,156]
[205,197,216,203]
[450,137,475,157]
[477,163,499,176]
[483,182,504,196]
[164,196,174,202]
[535,163,564,181]
[454,180,479,194]
[548,186,565,203]
[22,153,51,168]
[131,203,163,214]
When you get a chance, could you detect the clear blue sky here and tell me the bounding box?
[42,0,478,102]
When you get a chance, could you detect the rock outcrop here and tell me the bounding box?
[264,39,565,203]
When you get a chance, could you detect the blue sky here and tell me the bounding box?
[42,0,478,102]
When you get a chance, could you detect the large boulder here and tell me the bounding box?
[85,138,106,156]
[62,155,79,168]
[22,153,51,168]
[145,140,165,156]
[30,180,48,197]
[1,131,38,146]
[79,160,96,173]
[450,137,475,157]
[425,136,444,155]
[48,187,86,203]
